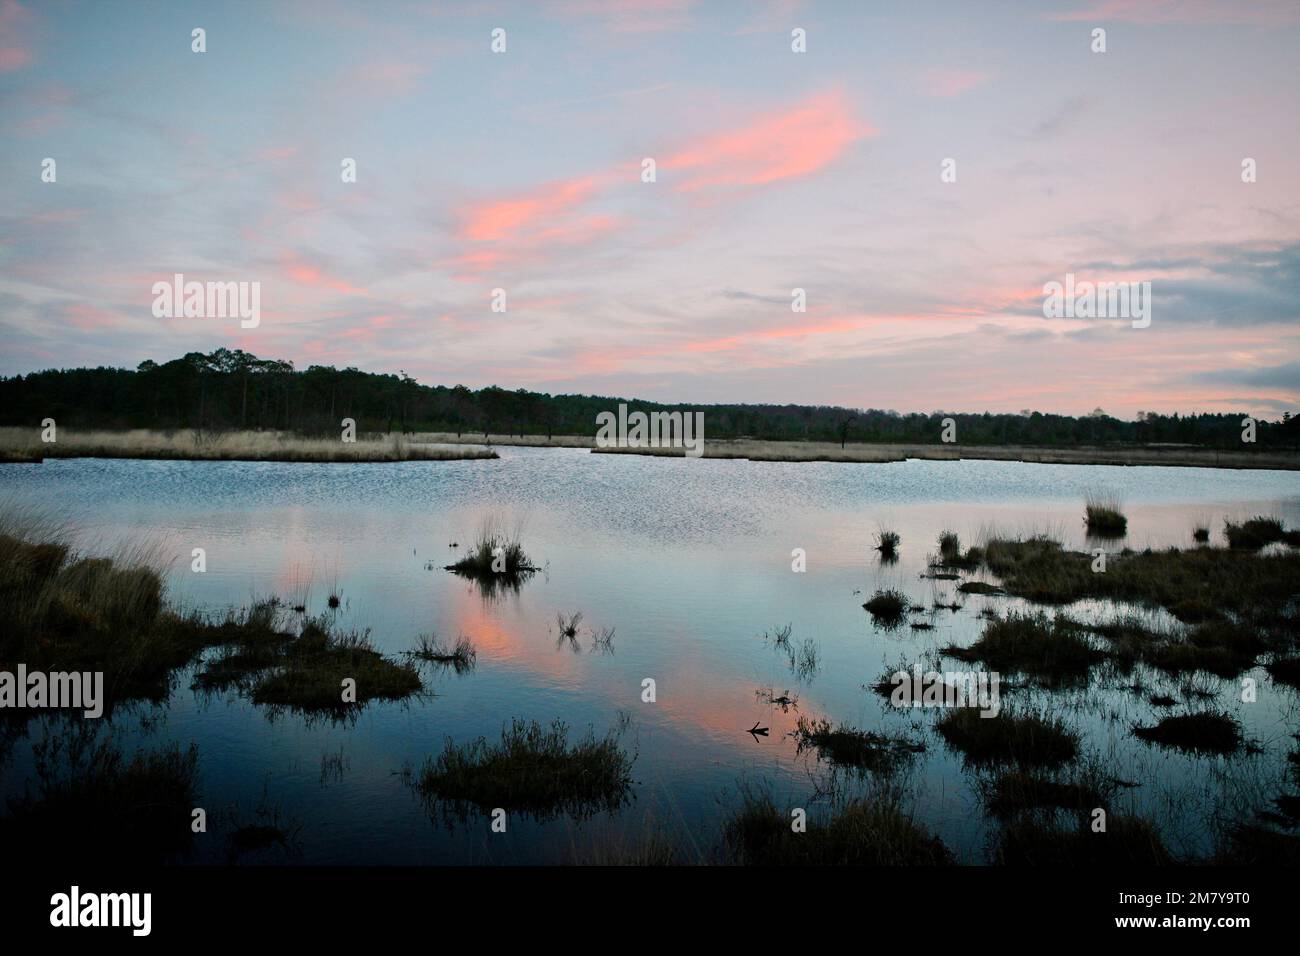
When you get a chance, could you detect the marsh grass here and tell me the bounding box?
[937,708,1079,768]
[0,427,498,462]
[249,621,422,714]
[863,588,907,621]
[445,516,538,592]
[791,716,924,775]
[0,725,198,863]
[407,718,633,822]
[1224,515,1300,550]
[1084,490,1127,536]
[944,611,1102,685]
[875,528,900,558]
[1132,711,1242,755]
[723,786,951,865]
[973,534,1300,631]
[996,815,1172,865]
[409,633,476,673]
[981,767,1109,819]
[938,531,961,561]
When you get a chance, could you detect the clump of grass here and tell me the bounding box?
[937,531,961,561]
[1215,824,1300,864]
[981,768,1106,819]
[406,718,633,822]
[1224,515,1300,550]
[724,788,950,865]
[410,633,476,673]
[996,815,1172,865]
[1266,656,1300,690]
[1084,490,1127,536]
[0,731,198,863]
[937,708,1079,768]
[249,622,422,714]
[974,534,1300,632]
[875,528,900,558]
[590,625,616,654]
[445,515,537,582]
[863,588,907,620]
[1192,525,1210,543]
[1132,710,1242,755]
[944,611,1101,685]
[556,611,583,639]
[791,716,924,774]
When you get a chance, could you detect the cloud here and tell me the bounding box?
[0,0,36,72]
[661,90,866,191]
[1051,1,1300,26]
[1188,362,1300,391]
[920,69,990,97]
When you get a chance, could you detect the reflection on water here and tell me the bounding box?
[1,448,1297,863]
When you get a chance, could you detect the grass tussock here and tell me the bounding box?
[0,729,198,863]
[863,588,907,620]
[0,427,497,462]
[407,718,633,822]
[247,621,422,714]
[724,788,951,865]
[409,633,476,673]
[996,815,1172,865]
[937,708,1079,768]
[875,528,900,558]
[791,716,924,774]
[1132,711,1242,755]
[1084,490,1127,536]
[445,515,537,582]
[1224,515,1300,550]
[945,611,1101,684]
[982,768,1107,819]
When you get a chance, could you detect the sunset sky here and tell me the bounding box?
[2,0,1298,419]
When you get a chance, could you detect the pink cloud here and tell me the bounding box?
[547,0,695,33]
[281,254,367,295]
[920,69,990,97]
[661,90,867,191]
[0,0,35,72]
[1052,1,1300,25]
[458,175,605,243]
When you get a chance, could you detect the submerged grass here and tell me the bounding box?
[944,611,1101,685]
[937,708,1079,769]
[407,718,634,822]
[724,787,951,865]
[410,633,477,673]
[996,815,1172,865]
[0,727,198,863]
[1132,711,1242,755]
[791,716,924,775]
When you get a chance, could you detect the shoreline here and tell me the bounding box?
[3,428,1295,470]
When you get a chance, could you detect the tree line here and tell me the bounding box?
[1,348,1295,449]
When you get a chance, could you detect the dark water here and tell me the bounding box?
[2,448,1297,863]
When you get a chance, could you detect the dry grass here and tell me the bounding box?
[588,437,1300,469]
[0,427,497,462]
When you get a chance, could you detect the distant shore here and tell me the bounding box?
[0,428,497,463]
[415,431,1299,470]
[4,427,1294,469]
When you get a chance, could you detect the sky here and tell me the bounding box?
[1,0,1298,419]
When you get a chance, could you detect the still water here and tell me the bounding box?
[2,448,1297,863]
